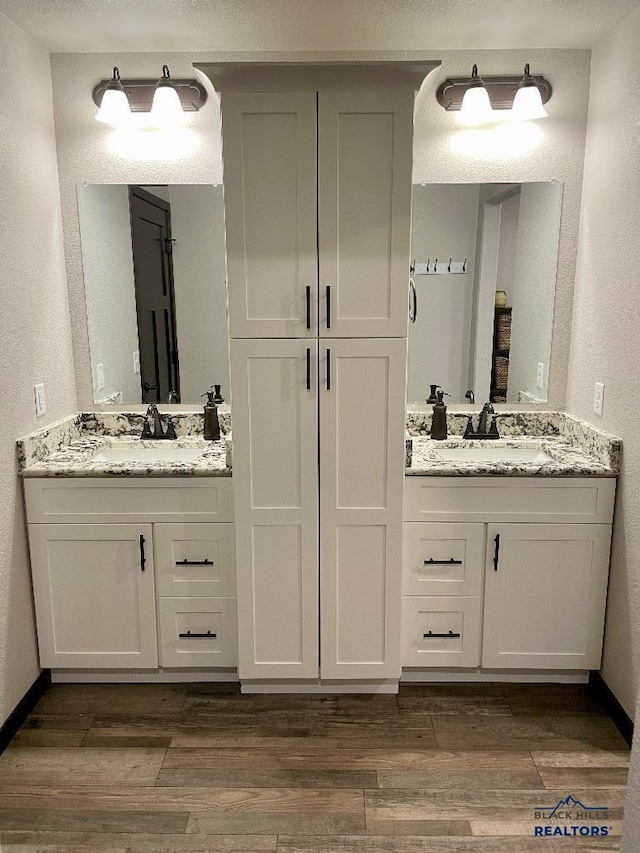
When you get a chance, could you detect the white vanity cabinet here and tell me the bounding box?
[403,478,616,673]
[222,87,414,339]
[24,479,237,671]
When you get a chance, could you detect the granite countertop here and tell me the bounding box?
[407,435,616,477]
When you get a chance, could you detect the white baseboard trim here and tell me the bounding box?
[51,669,239,683]
[401,669,589,683]
[241,679,399,694]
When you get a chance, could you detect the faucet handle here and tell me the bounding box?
[164,417,177,440]
[463,416,476,439]
[141,419,152,439]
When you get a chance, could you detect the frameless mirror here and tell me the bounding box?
[78,183,229,405]
[408,181,562,405]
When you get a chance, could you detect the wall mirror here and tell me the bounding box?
[78,183,229,406]
[408,181,563,405]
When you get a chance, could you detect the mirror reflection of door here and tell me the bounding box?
[129,186,181,404]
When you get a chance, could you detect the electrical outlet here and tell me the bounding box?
[34,383,46,417]
[133,350,140,374]
[536,363,545,390]
[96,363,105,391]
[593,382,605,416]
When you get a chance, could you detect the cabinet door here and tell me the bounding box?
[230,339,319,678]
[320,338,407,678]
[318,90,414,338]
[222,91,318,338]
[483,523,612,669]
[28,524,157,668]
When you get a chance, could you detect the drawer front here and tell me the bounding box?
[404,477,616,524]
[24,478,234,524]
[155,523,236,597]
[158,597,238,668]
[402,596,481,668]
[403,522,484,596]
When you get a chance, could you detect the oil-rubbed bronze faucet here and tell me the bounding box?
[464,402,500,440]
[141,404,177,440]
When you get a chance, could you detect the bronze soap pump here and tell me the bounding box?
[430,388,450,441]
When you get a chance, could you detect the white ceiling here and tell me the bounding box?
[0,0,638,52]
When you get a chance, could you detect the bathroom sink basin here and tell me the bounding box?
[92,446,206,464]
[433,446,553,464]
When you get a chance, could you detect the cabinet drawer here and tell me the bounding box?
[158,597,238,668]
[24,478,234,524]
[402,597,481,668]
[404,477,616,524]
[155,524,236,597]
[403,522,484,596]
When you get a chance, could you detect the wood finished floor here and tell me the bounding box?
[0,682,629,852]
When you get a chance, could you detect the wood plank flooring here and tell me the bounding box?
[0,682,629,851]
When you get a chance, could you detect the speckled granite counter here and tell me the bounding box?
[406,411,620,478]
[17,412,232,478]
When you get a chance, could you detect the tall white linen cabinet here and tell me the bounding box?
[200,63,438,686]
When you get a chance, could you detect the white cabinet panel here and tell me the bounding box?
[28,524,157,668]
[404,477,616,524]
[320,338,407,678]
[402,597,482,668]
[482,523,612,669]
[222,92,318,338]
[158,597,237,668]
[318,91,413,338]
[403,522,485,597]
[154,523,236,597]
[231,339,319,678]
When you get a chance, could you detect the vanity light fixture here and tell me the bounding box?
[93,66,208,128]
[94,67,131,126]
[511,64,549,120]
[457,65,493,126]
[151,66,186,126]
[437,64,552,121]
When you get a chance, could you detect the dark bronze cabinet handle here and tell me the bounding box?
[493,533,501,571]
[326,285,331,329]
[424,558,463,566]
[306,347,311,391]
[326,348,331,391]
[175,559,213,566]
[423,630,461,639]
[306,286,311,330]
[179,630,217,639]
[139,534,146,572]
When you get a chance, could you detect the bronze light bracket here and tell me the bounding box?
[92,77,208,113]
[436,73,552,112]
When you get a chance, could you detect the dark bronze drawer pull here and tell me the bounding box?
[179,630,217,639]
[423,630,461,639]
[175,559,213,566]
[423,558,463,565]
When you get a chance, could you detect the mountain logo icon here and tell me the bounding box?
[536,795,609,819]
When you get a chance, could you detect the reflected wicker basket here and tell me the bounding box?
[495,356,509,389]
[496,312,512,351]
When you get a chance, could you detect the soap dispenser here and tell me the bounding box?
[201,385,224,441]
[430,390,449,440]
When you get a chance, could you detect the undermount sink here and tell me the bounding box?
[433,446,553,464]
[92,446,206,464]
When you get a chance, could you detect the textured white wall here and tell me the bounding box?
[77,184,140,403]
[0,13,77,726]
[51,49,590,411]
[408,184,480,403]
[508,182,562,402]
[566,7,640,722]
[169,185,230,403]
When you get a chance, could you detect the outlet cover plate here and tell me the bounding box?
[593,382,605,416]
[96,363,105,391]
[536,363,545,390]
[34,383,46,418]
[133,351,140,374]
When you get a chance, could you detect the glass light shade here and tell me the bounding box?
[457,85,493,126]
[150,85,186,126]
[511,84,548,120]
[95,87,131,126]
